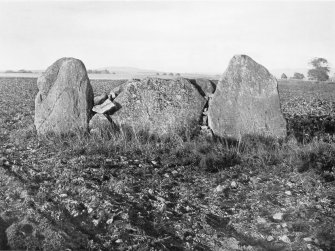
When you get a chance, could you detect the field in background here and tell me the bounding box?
[0,72,220,81]
[0,77,335,250]
[278,80,335,142]
[279,79,335,101]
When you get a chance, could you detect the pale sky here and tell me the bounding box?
[0,1,334,74]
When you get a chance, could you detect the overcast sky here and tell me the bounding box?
[0,1,334,74]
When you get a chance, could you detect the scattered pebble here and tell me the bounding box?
[157,196,165,203]
[303,237,313,242]
[273,212,283,221]
[267,236,274,241]
[20,190,28,199]
[172,170,178,175]
[106,218,114,225]
[164,173,170,178]
[115,239,123,243]
[105,159,113,164]
[287,182,294,188]
[60,194,68,198]
[279,235,291,243]
[214,185,225,193]
[281,222,287,228]
[257,217,267,224]
[285,191,292,195]
[151,160,158,166]
[231,181,237,188]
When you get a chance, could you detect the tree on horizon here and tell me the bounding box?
[308,58,330,81]
[292,72,304,80]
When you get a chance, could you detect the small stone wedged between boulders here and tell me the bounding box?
[92,99,116,114]
[94,93,108,106]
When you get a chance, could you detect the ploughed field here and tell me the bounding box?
[0,77,335,251]
[279,80,335,142]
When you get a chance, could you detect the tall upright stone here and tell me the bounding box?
[208,55,287,139]
[109,77,206,136]
[34,58,94,135]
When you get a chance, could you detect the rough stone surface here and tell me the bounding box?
[6,220,35,250]
[0,211,18,227]
[108,82,128,100]
[94,93,108,106]
[208,55,287,139]
[191,78,216,96]
[34,57,94,135]
[109,77,206,135]
[111,83,127,97]
[92,99,116,114]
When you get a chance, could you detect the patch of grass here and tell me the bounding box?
[298,141,335,181]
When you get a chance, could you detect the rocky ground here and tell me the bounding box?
[0,77,335,250]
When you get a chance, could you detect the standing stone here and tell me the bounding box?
[109,77,206,136]
[208,55,287,139]
[34,58,94,134]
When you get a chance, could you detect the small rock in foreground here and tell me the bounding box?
[272,212,283,221]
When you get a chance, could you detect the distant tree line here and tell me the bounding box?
[292,72,305,80]
[281,72,305,80]
[87,69,115,74]
[280,57,332,82]
[156,72,181,76]
[5,69,33,73]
